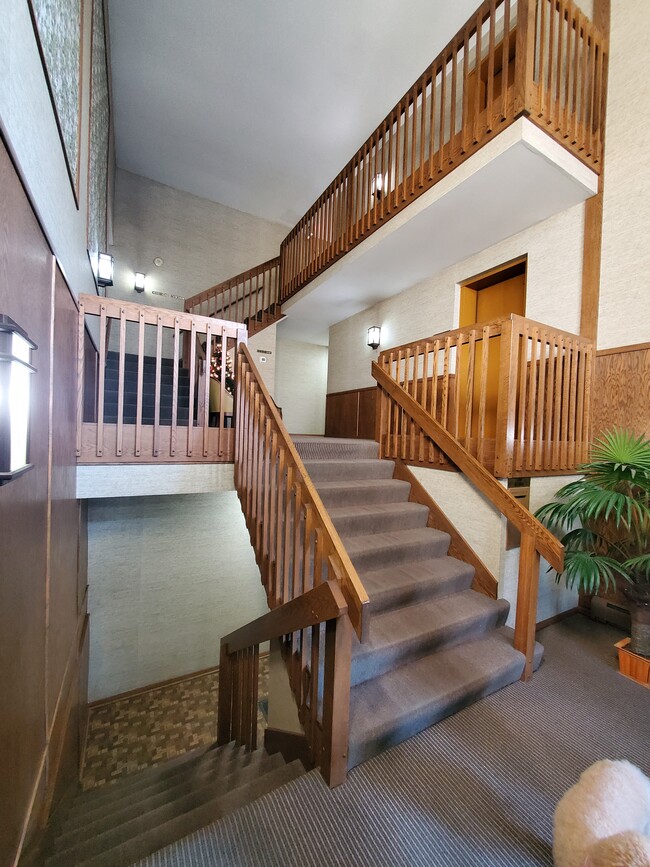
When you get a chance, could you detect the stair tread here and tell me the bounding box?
[348,631,526,767]
[50,760,306,867]
[362,556,475,610]
[328,501,429,520]
[344,526,450,556]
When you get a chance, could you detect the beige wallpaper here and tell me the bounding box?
[87,492,269,700]
[275,337,328,434]
[598,0,650,350]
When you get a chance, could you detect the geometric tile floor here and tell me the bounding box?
[81,658,269,791]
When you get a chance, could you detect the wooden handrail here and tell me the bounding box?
[237,342,369,641]
[373,361,563,679]
[221,580,347,654]
[184,257,281,335]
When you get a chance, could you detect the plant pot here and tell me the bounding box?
[615,638,650,688]
[626,593,650,659]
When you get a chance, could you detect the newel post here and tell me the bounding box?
[321,615,352,787]
[494,316,518,478]
[514,0,537,117]
[513,531,540,681]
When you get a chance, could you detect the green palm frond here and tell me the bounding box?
[561,551,631,594]
[623,555,650,578]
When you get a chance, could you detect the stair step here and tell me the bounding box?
[345,527,451,572]
[316,478,412,508]
[329,502,429,537]
[51,751,283,854]
[363,557,476,613]
[350,590,510,687]
[47,752,285,865]
[303,458,395,483]
[293,436,379,461]
[50,760,305,867]
[348,631,526,768]
[60,744,245,825]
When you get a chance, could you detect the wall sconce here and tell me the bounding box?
[0,315,37,485]
[371,173,385,201]
[97,252,114,287]
[367,326,381,350]
[134,272,146,293]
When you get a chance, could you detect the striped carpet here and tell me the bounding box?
[137,615,649,867]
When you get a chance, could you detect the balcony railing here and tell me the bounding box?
[376,314,594,477]
[279,0,607,301]
[77,295,246,464]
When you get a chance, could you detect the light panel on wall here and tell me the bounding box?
[97,252,114,287]
[0,315,37,485]
[134,272,146,293]
[367,326,381,350]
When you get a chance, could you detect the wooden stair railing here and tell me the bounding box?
[279,0,608,302]
[377,315,593,477]
[372,361,563,680]
[77,294,246,464]
[218,580,350,785]
[234,342,369,785]
[184,257,282,335]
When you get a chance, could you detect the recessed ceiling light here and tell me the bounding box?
[153,257,163,267]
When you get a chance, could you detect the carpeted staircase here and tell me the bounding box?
[293,436,537,769]
[41,743,305,866]
[103,351,191,426]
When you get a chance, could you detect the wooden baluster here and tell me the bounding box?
[170,319,179,458]
[428,64,438,177]
[525,327,539,473]
[430,338,440,462]
[321,613,351,788]
[441,336,451,435]
[461,26,470,152]
[500,0,511,122]
[402,97,410,202]
[410,82,418,196]
[555,0,566,132]
[575,344,586,467]
[513,531,540,681]
[449,37,458,147]
[546,0,556,123]
[587,29,597,158]
[273,445,286,606]
[217,643,233,745]
[438,51,447,173]
[544,335,557,469]
[292,487,304,599]
[96,304,107,458]
[486,0,496,132]
[418,80,427,189]
[154,315,163,458]
[552,336,565,470]
[562,0,573,137]
[560,340,572,469]
[309,620,321,763]
[250,645,259,749]
[283,466,294,604]
[477,326,490,465]
[474,10,482,142]
[241,648,251,747]
[465,329,476,449]
[494,316,517,479]
[571,8,580,145]
[134,310,145,459]
[534,330,548,471]
[186,321,196,458]
[453,334,462,439]
[302,504,315,595]
[232,652,242,744]
[262,417,272,576]
[538,0,548,117]
[582,346,593,464]
[371,133,379,227]
[116,307,126,457]
[394,100,403,209]
[567,339,579,470]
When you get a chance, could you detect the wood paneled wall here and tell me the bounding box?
[592,343,650,439]
[0,139,88,865]
[325,387,377,440]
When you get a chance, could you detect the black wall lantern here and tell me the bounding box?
[367,326,381,350]
[0,315,37,485]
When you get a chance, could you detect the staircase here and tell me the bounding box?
[292,436,537,770]
[42,743,305,866]
[103,351,191,426]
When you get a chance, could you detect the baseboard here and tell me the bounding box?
[536,607,580,632]
[264,728,313,769]
[89,652,270,709]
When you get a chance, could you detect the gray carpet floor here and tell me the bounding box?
[138,615,649,867]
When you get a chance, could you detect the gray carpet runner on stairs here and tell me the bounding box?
[42,744,304,867]
[293,436,533,769]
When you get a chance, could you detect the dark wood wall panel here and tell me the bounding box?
[593,344,650,439]
[0,140,87,865]
[325,387,377,440]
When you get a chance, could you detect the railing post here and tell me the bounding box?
[514,0,536,116]
[513,531,540,682]
[321,614,352,787]
[217,641,234,745]
[494,316,518,478]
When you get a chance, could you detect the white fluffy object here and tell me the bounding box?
[585,831,650,867]
[553,760,650,867]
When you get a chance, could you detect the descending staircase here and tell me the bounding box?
[103,351,191,426]
[41,743,304,866]
[292,436,538,770]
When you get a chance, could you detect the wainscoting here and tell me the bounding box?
[325,387,377,439]
[593,343,650,438]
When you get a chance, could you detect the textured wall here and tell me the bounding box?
[275,338,328,434]
[109,169,287,309]
[327,202,585,393]
[87,492,269,701]
[598,0,650,350]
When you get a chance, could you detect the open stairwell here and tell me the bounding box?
[41,743,305,867]
[292,436,539,770]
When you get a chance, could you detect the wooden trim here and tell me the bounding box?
[326,386,377,398]
[393,460,498,599]
[264,728,312,768]
[221,580,347,655]
[372,362,563,569]
[535,607,579,632]
[596,342,650,357]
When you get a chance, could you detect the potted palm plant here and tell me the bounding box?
[535,429,650,675]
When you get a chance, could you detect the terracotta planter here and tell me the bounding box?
[615,638,650,688]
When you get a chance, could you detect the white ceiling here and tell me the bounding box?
[107,0,480,226]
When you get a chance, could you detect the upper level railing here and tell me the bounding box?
[184,257,281,335]
[372,361,563,679]
[279,0,607,301]
[77,294,246,464]
[376,314,594,478]
[234,343,369,785]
